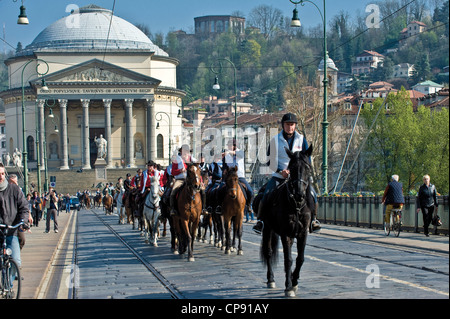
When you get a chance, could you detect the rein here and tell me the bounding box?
[285,177,308,213]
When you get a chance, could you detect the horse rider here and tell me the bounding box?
[215,139,254,216]
[253,113,321,234]
[169,145,207,216]
[122,173,132,208]
[198,153,210,177]
[131,169,142,189]
[137,161,160,211]
[206,153,223,193]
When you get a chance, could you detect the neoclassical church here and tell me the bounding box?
[1,4,185,171]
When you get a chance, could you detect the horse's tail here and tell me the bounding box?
[260,229,279,267]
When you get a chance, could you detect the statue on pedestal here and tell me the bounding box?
[95,135,107,160]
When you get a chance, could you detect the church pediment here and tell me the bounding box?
[37,59,161,86]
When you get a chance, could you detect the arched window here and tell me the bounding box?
[157,134,164,159]
[27,136,34,160]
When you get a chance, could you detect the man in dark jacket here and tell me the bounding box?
[0,163,30,267]
[382,174,405,226]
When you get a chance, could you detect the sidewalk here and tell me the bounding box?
[318,223,449,255]
[19,210,73,299]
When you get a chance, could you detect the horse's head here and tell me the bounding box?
[186,164,202,192]
[225,166,239,199]
[150,176,160,199]
[286,146,313,201]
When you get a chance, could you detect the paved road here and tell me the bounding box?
[20,207,449,300]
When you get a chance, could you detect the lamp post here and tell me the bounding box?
[21,58,49,195]
[211,58,238,144]
[290,0,329,194]
[155,109,182,161]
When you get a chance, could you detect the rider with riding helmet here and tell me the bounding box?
[215,138,254,216]
[253,113,321,234]
[169,145,207,216]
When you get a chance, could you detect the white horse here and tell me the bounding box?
[114,185,126,224]
[142,175,161,247]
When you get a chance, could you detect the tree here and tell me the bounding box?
[248,5,284,39]
[360,88,449,193]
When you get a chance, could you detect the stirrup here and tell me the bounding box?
[215,206,222,215]
[252,221,264,235]
[311,219,322,233]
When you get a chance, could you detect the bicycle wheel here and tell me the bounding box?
[383,214,390,236]
[4,259,21,299]
[393,214,401,237]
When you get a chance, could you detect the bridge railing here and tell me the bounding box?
[318,196,449,236]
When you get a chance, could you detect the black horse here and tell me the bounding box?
[254,146,315,298]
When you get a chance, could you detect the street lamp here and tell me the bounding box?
[17,1,29,25]
[155,109,182,161]
[290,0,329,194]
[211,58,238,144]
[21,58,49,195]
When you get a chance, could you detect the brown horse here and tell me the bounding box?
[82,193,91,209]
[102,194,113,215]
[173,164,202,262]
[221,166,246,255]
[94,193,102,208]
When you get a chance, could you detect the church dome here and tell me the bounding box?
[318,57,338,71]
[24,4,168,56]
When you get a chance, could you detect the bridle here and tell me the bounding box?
[286,156,312,213]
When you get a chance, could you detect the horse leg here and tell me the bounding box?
[236,216,244,256]
[180,219,193,261]
[281,236,296,297]
[262,227,278,289]
[224,216,232,254]
[292,231,308,292]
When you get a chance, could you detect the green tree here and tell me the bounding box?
[361,88,449,193]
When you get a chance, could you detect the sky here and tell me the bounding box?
[0,0,373,52]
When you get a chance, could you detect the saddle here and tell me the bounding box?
[266,180,289,207]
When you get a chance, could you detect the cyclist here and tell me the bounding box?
[0,163,30,267]
[382,175,405,226]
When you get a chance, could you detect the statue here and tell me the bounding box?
[12,148,22,167]
[49,141,59,159]
[95,135,107,159]
[3,153,11,166]
[135,139,143,159]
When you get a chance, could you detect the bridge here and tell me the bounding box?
[18,205,448,303]
[318,195,449,235]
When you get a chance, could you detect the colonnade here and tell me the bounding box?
[36,97,156,170]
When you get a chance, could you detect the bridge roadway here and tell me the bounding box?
[19,207,448,300]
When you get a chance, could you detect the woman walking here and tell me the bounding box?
[416,175,439,237]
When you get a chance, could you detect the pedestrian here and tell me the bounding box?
[416,175,439,237]
[381,175,405,226]
[8,174,33,249]
[44,187,59,233]
[65,193,71,213]
[31,191,42,227]
[0,163,30,267]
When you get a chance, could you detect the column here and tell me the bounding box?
[37,99,45,170]
[81,99,91,170]
[59,99,69,170]
[103,99,113,168]
[145,97,155,161]
[124,99,135,167]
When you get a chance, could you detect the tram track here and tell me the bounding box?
[90,210,184,300]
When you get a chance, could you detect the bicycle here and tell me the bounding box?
[0,220,25,299]
[384,208,402,237]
